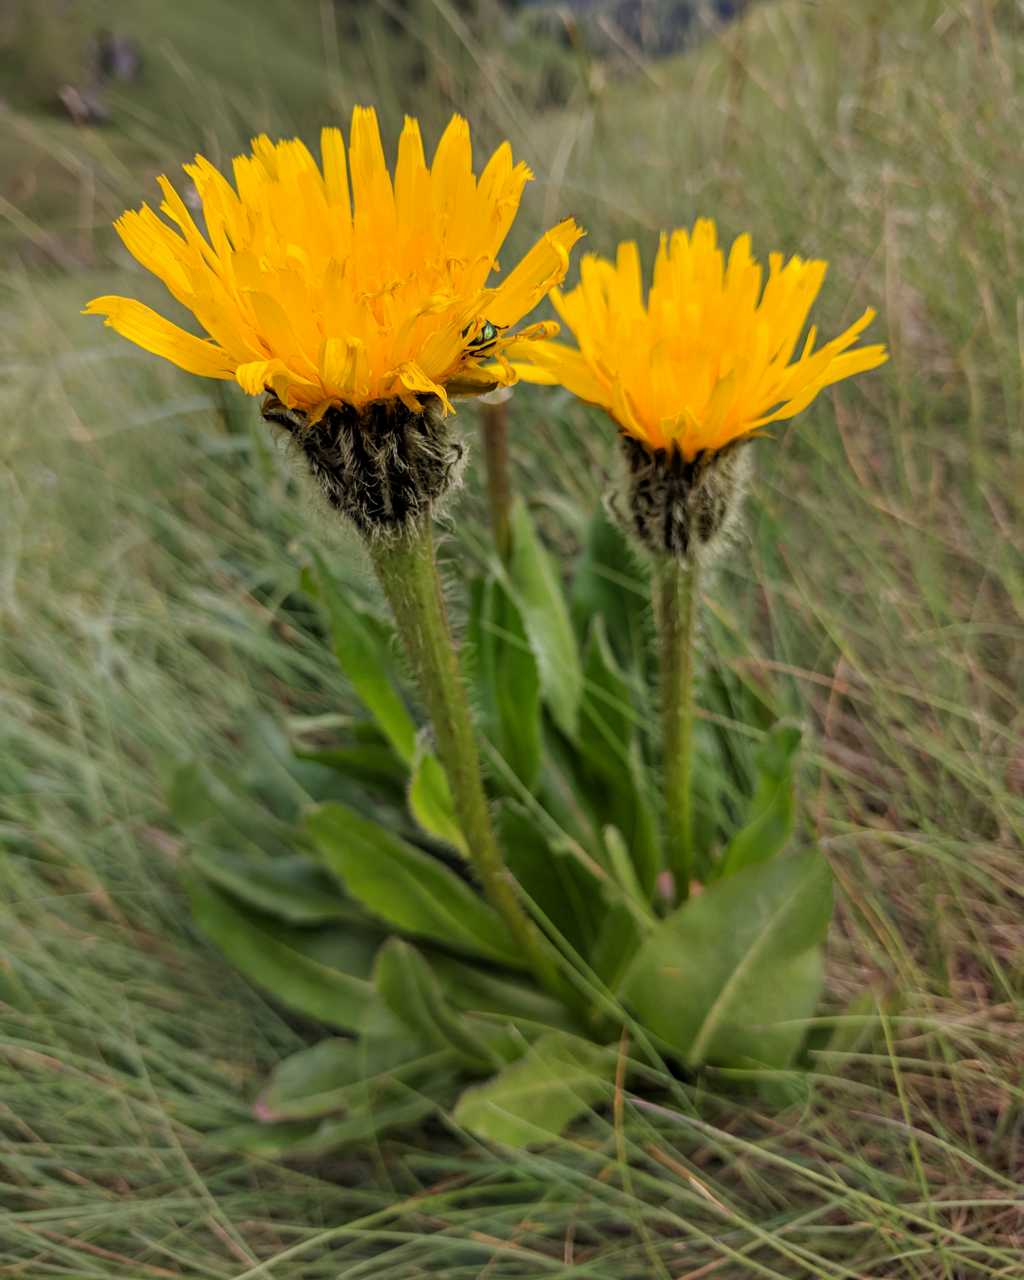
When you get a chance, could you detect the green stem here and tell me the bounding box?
[369,514,560,994]
[654,554,701,902]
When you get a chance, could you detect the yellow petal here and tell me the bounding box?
[83,296,235,380]
[488,218,585,327]
[349,105,394,232]
[396,362,454,414]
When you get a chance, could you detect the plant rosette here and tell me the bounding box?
[173,502,834,1153]
[85,113,885,1151]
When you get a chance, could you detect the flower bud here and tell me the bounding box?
[611,435,750,560]
[262,393,465,540]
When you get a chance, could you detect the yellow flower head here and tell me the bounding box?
[511,218,887,460]
[84,108,583,419]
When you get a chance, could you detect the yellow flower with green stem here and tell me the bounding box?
[86,108,584,997]
[509,218,888,900]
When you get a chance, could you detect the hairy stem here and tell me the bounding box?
[369,514,560,993]
[654,554,701,901]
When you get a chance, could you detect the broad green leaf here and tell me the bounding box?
[306,802,521,968]
[374,938,511,1071]
[620,849,833,1069]
[191,849,357,925]
[453,1032,613,1147]
[588,831,656,990]
[507,498,582,739]
[716,722,802,879]
[186,875,378,1031]
[571,507,649,666]
[219,1089,444,1158]
[431,953,581,1034]
[590,900,646,990]
[168,760,293,852]
[468,575,542,788]
[233,713,315,820]
[408,744,467,855]
[297,742,407,789]
[496,801,603,956]
[257,1038,366,1122]
[256,1026,442,1122]
[306,556,417,764]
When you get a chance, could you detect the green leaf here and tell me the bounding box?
[579,618,634,771]
[496,801,603,957]
[257,1038,365,1121]
[408,744,467,855]
[716,722,802,879]
[507,498,583,739]
[256,1026,442,1122]
[297,742,407,789]
[186,875,378,1031]
[588,827,657,990]
[453,1032,613,1147]
[305,802,522,968]
[307,556,417,764]
[431,953,582,1035]
[190,849,358,925]
[590,900,647,990]
[571,507,649,666]
[620,849,833,1069]
[468,575,542,788]
[219,1089,444,1158]
[374,939,510,1071]
[168,760,294,852]
[577,619,660,894]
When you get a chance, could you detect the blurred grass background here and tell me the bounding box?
[2,0,1022,1275]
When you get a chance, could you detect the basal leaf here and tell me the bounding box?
[571,507,649,667]
[620,849,833,1069]
[496,801,603,956]
[256,1026,442,1122]
[307,555,417,764]
[220,1089,444,1158]
[408,744,467,855]
[297,742,407,790]
[716,722,802,879]
[374,938,510,1071]
[431,952,581,1035]
[186,875,378,1031]
[590,900,647,990]
[468,575,542,788]
[306,802,521,968]
[190,849,357,925]
[507,498,582,740]
[453,1032,613,1147]
[168,759,294,853]
[578,619,660,894]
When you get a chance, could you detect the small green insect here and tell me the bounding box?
[463,319,501,352]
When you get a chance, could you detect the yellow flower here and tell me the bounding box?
[84,108,583,419]
[510,218,887,459]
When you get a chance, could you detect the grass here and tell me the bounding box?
[2,0,1022,1274]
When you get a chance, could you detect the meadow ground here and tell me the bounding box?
[1,1,1022,1275]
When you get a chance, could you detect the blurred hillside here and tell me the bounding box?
[0,0,755,264]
